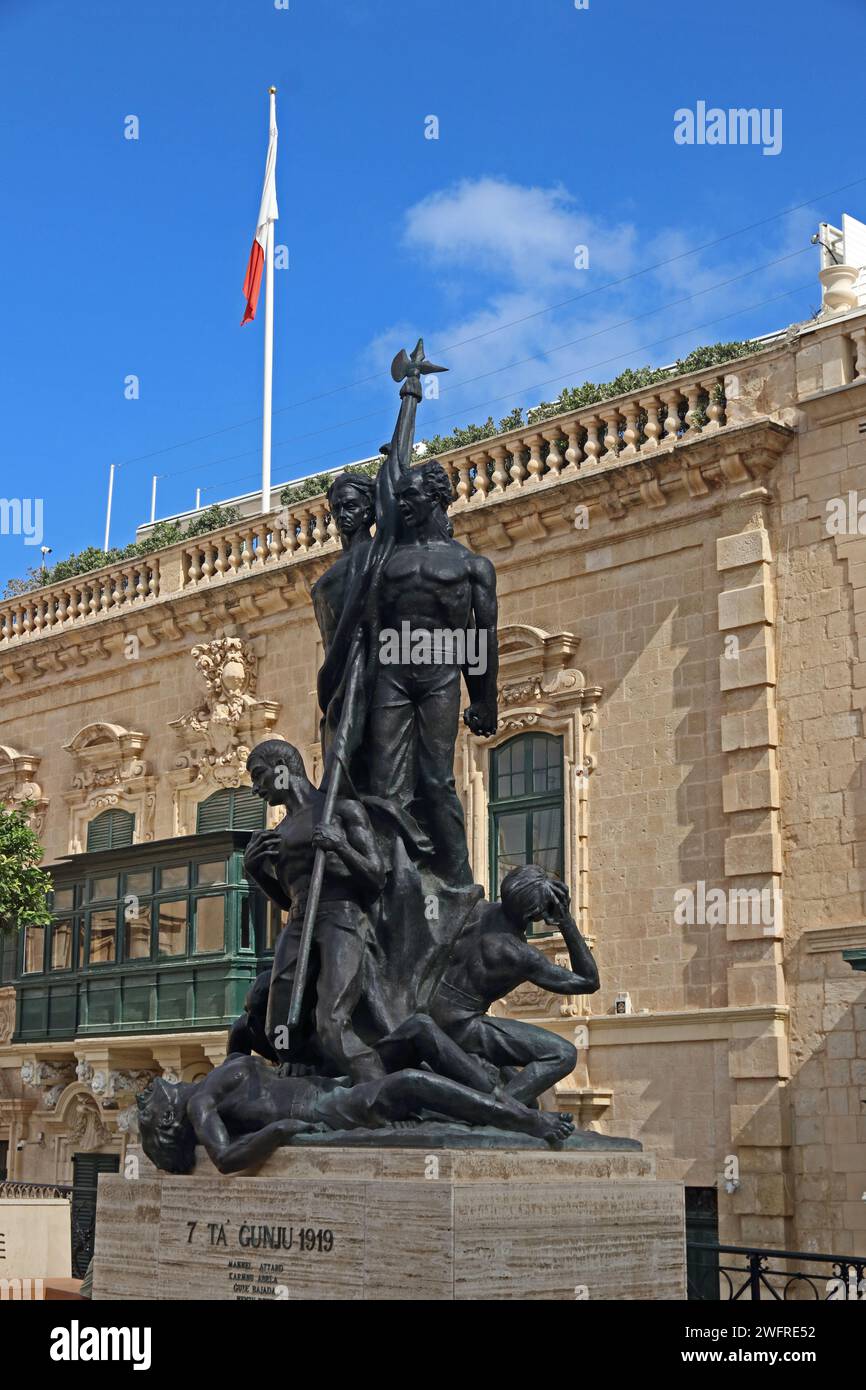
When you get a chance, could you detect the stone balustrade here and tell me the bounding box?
[0,554,160,646]
[9,313,860,652]
[430,368,727,506]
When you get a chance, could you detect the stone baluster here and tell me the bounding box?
[310,505,328,550]
[149,558,160,598]
[242,529,254,570]
[88,584,100,617]
[198,544,213,581]
[56,590,69,625]
[660,388,682,445]
[542,430,564,480]
[253,522,269,564]
[639,395,663,452]
[134,566,146,601]
[469,450,490,504]
[488,444,509,494]
[684,382,704,437]
[266,521,283,561]
[563,424,583,475]
[0,608,9,642]
[22,602,33,636]
[325,511,339,546]
[508,441,527,489]
[619,402,641,459]
[224,531,240,576]
[280,512,298,560]
[296,510,312,554]
[111,570,124,609]
[582,415,602,467]
[33,599,46,633]
[455,458,472,505]
[122,565,135,603]
[850,328,866,382]
[76,587,88,620]
[525,434,544,484]
[702,376,725,430]
[437,458,457,502]
[187,546,202,585]
[600,409,621,462]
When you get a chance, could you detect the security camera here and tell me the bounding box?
[15,1140,25,1151]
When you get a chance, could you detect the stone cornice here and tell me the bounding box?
[0,417,793,687]
[575,1003,788,1045]
[803,923,866,954]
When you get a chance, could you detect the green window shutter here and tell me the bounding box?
[86,809,135,852]
[231,787,266,831]
[196,787,265,834]
[196,789,233,834]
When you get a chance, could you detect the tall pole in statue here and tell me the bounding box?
[261,87,277,514]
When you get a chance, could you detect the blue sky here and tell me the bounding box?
[1,0,865,588]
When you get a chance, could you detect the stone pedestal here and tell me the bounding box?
[93,1146,685,1300]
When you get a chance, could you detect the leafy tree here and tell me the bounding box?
[0,803,51,936]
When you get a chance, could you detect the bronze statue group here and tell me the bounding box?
[139,344,600,1174]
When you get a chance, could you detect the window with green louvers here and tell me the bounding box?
[196,786,266,834]
[86,809,135,852]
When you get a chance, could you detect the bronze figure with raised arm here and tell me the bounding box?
[429,865,600,1105]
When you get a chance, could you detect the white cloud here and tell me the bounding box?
[355,177,818,445]
[402,176,637,287]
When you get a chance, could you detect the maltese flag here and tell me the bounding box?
[240,103,279,325]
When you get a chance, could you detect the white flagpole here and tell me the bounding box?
[150,474,158,524]
[261,87,277,515]
[104,463,115,551]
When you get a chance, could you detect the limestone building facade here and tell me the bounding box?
[2,286,866,1269]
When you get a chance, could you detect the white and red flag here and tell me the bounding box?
[240,96,279,325]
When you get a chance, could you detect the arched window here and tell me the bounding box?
[196,786,266,834]
[489,733,564,895]
[86,808,135,852]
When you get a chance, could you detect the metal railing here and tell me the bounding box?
[687,1242,866,1300]
[0,1179,71,1200]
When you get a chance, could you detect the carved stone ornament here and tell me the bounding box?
[170,637,279,784]
[0,744,48,834]
[63,721,155,853]
[63,722,148,791]
[66,1092,112,1151]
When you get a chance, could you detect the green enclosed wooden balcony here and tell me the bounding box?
[8,831,277,1042]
